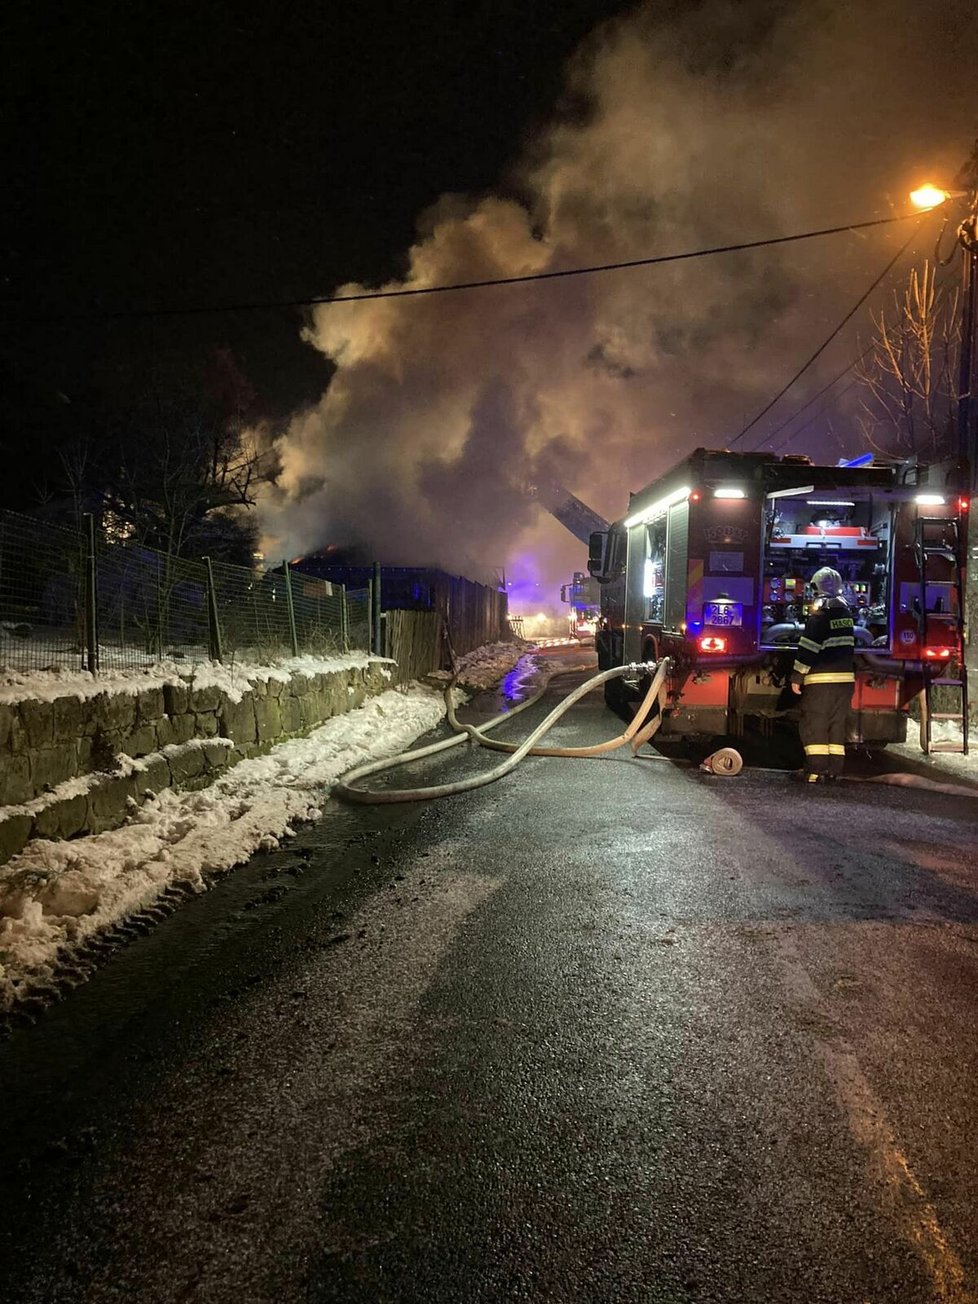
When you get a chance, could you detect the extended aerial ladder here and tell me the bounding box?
[914,514,969,754]
[531,481,609,546]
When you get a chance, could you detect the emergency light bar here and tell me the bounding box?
[624,485,691,528]
[713,486,746,499]
[915,493,946,506]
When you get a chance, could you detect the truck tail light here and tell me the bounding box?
[698,636,727,653]
[923,646,953,660]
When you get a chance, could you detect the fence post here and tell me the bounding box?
[340,583,349,652]
[156,553,165,658]
[283,561,299,656]
[366,579,373,654]
[372,561,382,654]
[204,556,224,662]
[83,513,99,676]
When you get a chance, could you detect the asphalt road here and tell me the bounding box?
[2,649,978,1303]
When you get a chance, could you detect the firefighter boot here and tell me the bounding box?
[792,769,828,784]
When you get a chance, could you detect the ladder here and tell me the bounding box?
[915,515,969,755]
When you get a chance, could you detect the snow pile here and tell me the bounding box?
[0,641,532,1008]
[928,720,967,746]
[0,745,225,826]
[891,719,978,787]
[430,639,534,691]
[0,651,387,707]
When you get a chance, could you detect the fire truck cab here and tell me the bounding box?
[587,448,969,754]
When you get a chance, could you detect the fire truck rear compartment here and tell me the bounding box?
[760,494,893,651]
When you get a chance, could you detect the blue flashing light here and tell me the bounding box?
[837,453,874,468]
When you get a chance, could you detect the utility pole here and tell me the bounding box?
[954,144,978,674]
[910,145,978,689]
[951,144,978,477]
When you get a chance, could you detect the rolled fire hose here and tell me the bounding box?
[334,658,671,804]
[700,747,744,776]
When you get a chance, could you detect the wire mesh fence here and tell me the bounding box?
[0,509,368,676]
[289,564,509,658]
[207,562,367,661]
[209,559,295,662]
[345,589,371,652]
[95,544,211,670]
[0,511,88,675]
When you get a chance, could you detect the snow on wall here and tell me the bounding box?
[0,642,531,1014]
[0,654,398,865]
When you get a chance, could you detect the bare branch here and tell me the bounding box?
[854,259,960,462]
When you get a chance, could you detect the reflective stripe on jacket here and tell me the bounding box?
[790,595,855,686]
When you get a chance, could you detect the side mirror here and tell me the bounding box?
[587,530,607,578]
[588,529,623,582]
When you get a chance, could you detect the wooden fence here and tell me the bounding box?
[439,573,509,659]
[384,609,444,684]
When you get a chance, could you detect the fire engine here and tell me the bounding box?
[560,572,601,642]
[586,448,969,755]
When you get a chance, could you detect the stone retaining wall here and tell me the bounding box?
[0,660,392,865]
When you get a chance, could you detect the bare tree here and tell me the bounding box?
[35,356,269,556]
[82,356,276,655]
[108,384,268,560]
[855,260,960,464]
[54,350,274,564]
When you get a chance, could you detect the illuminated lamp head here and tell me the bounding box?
[811,566,843,598]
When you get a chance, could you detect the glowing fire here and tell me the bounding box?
[515,610,564,639]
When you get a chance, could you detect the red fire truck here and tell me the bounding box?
[587,448,969,755]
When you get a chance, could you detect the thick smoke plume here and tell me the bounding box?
[258,0,977,613]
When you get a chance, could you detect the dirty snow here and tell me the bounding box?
[0,642,531,1008]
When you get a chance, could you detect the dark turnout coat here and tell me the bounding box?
[790,594,855,777]
[790,595,855,688]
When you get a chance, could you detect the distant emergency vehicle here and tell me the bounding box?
[587,448,968,755]
[560,572,600,642]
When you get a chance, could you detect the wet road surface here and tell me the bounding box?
[2,651,978,1302]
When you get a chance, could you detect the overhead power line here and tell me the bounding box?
[766,377,861,456]
[4,212,920,322]
[744,252,961,455]
[726,222,923,449]
[748,348,874,452]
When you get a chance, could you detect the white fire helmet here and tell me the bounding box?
[811,566,843,597]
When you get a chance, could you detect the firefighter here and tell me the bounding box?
[790,566,854,783]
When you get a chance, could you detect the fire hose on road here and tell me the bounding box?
[333,649,978,803]
[334,658,672,804]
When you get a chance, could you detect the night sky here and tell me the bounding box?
[3,1,631,417]
[3,1,977,611]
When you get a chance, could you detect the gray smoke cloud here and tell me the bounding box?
[258,0,977,611]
